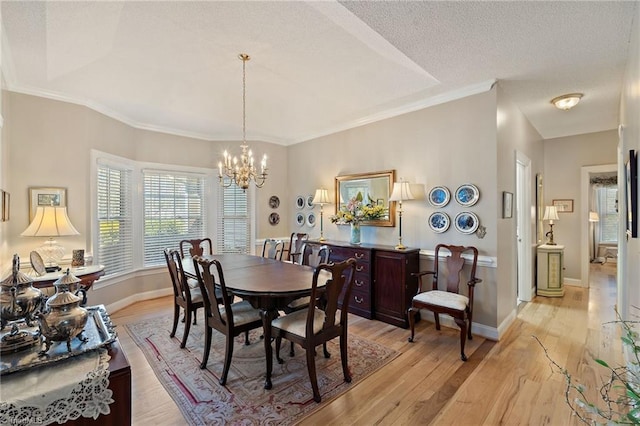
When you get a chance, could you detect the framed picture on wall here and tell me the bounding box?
[552,199,574,213]
[502,191,513,219]
[29,187,66,221]
[1,190,9,222]
[626,149,638,238]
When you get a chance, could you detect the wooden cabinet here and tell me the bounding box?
[537,244,564,297]
[308,240,419,327]
[374,248,419,328]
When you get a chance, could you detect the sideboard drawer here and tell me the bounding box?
[343,288,372,318]
[329,246,371,263]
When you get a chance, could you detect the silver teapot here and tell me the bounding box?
[37,269,88,353]
[0,254,43,329]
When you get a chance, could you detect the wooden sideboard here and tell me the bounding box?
[308,240,419,328]
[66,339,132,426]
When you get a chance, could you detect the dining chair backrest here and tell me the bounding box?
[287,232,308,263]
[310,258,357,331]
[262,238,284,260]
[180,238,213,258]
[192,256,232,326]
[165,248,192,303]
[297,243,329,268]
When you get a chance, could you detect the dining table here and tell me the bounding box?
[181,253,329,389]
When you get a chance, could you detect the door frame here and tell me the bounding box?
[516,151,533,302]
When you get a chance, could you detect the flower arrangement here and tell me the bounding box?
[330,192,386,225]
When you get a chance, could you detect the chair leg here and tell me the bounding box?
[467,311,473,340]
[454,317,468,361]
[275,336,284,364]
[170,304,180,338]
[306,346,321,403]
[323,342,330,358]
[340,332,352,383]
[200,326,212,369]
[220,333,234,385]
[408,306,417,342]
[434,312,441,330]
[193,307,198,325]
[181,310,192,348]
[244,330,250,346]
[289,340,295,357]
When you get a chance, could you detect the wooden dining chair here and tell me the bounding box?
[179,238,213,258]
[272,258,357,402]
[164,248,204,348]
[261,238,284,260]
[285,232,308,263]
[284,243,330,356]
[407,244,482,361]
[193,255,263,385]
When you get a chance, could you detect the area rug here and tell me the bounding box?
[125,315,399,425]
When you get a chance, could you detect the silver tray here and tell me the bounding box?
[0,304,117,376]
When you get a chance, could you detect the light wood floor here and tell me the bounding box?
[111,262,619,425]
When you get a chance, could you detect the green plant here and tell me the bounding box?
[535,312,640,424]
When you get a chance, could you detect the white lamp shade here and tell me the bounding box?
[543,206,560,221]
[312,188,331,205]
[589,211,600,222]
[389,182,415,202]
[21,206,80,237]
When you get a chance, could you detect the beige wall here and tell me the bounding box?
[288,90,503,329]
[543,130,618,281]
[619,3,640,319]
[496,85,544,325]
[2,92,288,306]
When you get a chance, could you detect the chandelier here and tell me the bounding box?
[218,53,267,191]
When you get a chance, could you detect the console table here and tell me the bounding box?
[537,244,564,297]
[30,265,105,290]
[308,240,419,328]
[66,339,131,426]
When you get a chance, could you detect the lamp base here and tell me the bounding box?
[395,243,407,250]
[319,237,326,242]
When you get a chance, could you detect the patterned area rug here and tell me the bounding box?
[125,315,398,425]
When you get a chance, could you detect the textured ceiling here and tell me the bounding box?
[1,1,637,145]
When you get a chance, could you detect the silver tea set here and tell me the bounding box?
[0,254,89,354]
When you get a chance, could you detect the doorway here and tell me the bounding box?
[516,152,533,303]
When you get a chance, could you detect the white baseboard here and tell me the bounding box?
[106,287,172,314]
[565,278,584,288]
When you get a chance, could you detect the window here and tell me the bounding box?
[597,187,618,243]
[217,178,251,253]
[143,170,207,266]
[96,161,134,277]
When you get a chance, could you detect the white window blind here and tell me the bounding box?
[143,170,207,266]
[217,179,251,253]
[597,186,618,243]
[97,164,134,276]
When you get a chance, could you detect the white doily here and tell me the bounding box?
[0,347,113,425]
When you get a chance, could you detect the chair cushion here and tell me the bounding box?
[187,277,199,289]
[220,300,261,326]
[286,296,310,310]
[413,290,468,311]
[271,308,340,337]
[188,287,203,304]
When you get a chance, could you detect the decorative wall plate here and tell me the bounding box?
[307,212,316,227]
[296,195,305,209]
[268,212,280,225]
[29,251,46,276]
[428,186,451,207]
[454,211,479,234]
[296,213,305,227]
[306,195,314,209]
[455,184,480,207]
[428,212,450,233]
[269,195,280,209]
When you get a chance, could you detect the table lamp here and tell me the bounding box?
[312,188,331,241]
[542,206,560,245]
[389,180,415,250]
[21,206,80,272]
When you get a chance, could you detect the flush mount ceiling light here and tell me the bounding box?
[551,93,583,110]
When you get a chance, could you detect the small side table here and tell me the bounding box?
[537,244,564,297]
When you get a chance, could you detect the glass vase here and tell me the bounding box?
[350,222,361,245]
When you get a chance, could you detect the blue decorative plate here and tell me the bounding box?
[455,184,480,207]
[296,213,305,226]
[454,211,479,234]
[428,186,450,207]
[428,211,450,233]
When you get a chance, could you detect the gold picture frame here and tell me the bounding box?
[1,190,9,222]
[29,187,66,221]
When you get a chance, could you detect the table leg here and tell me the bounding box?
[260,309,277,390]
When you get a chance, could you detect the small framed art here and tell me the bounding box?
[1,190,9,222]
[552,199,574,213]
[502,191,513,219]
[29,187,66,221]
